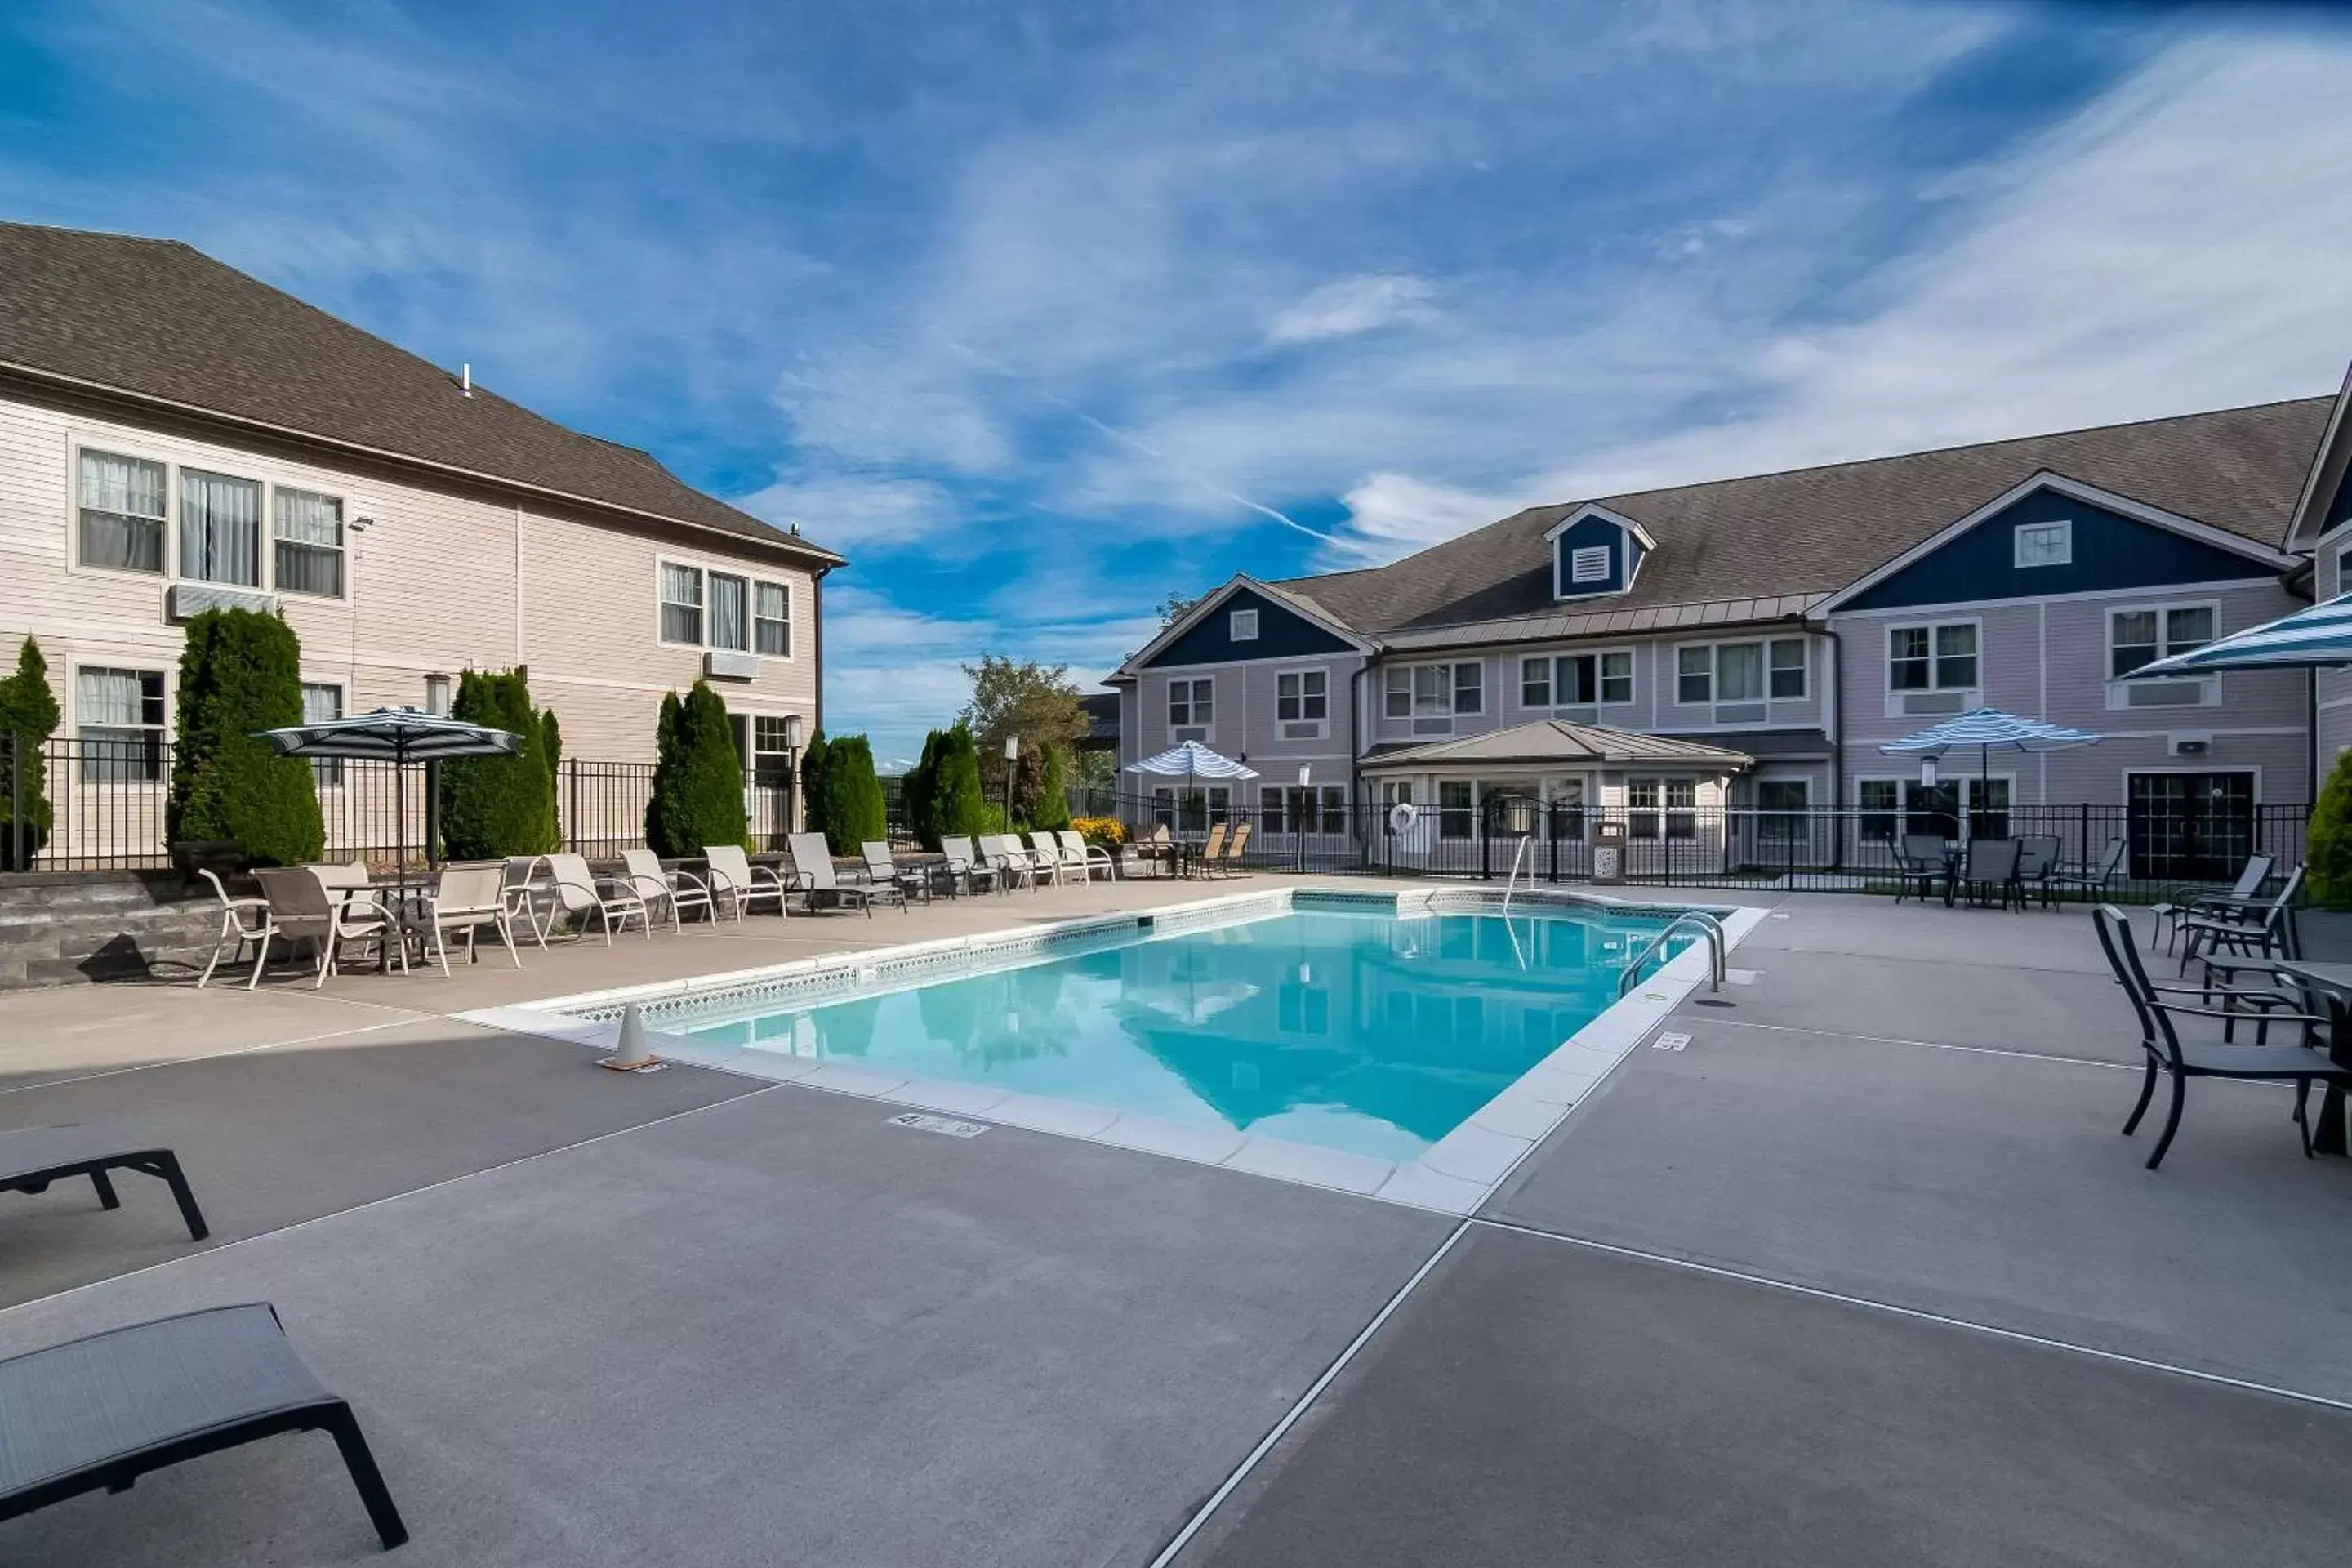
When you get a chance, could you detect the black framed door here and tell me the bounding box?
[2127,771,2254,881]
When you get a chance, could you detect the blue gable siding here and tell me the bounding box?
[1838,487,2277,612]
[1552,514,1633,599]
[2326,459,2352,534]
[1143,586,1352,668]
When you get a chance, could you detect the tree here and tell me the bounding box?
[960,654,1087,804]
[902,728,945,849]
[929,724,988,841]
[814,734,887,854]
[2310,747,2352,909]
[167,608,323,865]
[1157,590,1200,626]
[0,636,60,870]
[541,708,564,844]
[799,730,831,837]
[1032,744,1073,830]
[645,680,746,856]
[437,669,559,860]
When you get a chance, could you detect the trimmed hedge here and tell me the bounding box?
[0,636,60,870]
[167,608,323,866]
[645,681,746,856]
[927,724,989,843]
[437,669,559,860]
[814,734,887,854]
[2310,746,2352,909]
[1031,745,1072,831]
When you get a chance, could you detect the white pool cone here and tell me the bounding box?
[601,1004,661,1071]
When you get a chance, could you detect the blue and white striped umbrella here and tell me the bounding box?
[1122,741,1259,781]
[2128,592,2352,678]
[1878,707,2100,758]
[254,706,523,764]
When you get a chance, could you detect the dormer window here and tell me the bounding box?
[1544,506,1655,603]
[1230,608,1258,641]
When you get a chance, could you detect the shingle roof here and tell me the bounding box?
[1359,719,1753,771]
[1281,398,2331,643]
[0,222,842,567]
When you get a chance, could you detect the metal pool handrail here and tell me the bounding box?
[1501,836,1532,916]
[1616,910,1726,999]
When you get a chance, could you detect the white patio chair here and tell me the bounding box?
[860,841,933,904]
[248,866,407,990]
[977,834,1035,891]
[501,855,555,949]
[938,835,997,895]
[194,868,271,989]
[794,834,902,915]
[1022,831,1066,886]
[703,844,789,918]
[421,864,524,974]
[1055,829,1113,883]
[545,853,653,943]
[621,848,715,931]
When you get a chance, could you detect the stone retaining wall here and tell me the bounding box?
[0,871,229,989]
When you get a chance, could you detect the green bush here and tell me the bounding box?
[1031,745,1072,831]
[542,708,564,840]
[167,608,323,865]
[903,729,944,849]
[645,681,746,856]
[814,734,887,854]
[2310,748,2352,909]
[437,669,559,859]
[798,730,830,834]
[0,636,60,869]
[929,724,988,841]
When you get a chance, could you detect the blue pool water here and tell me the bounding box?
[675,909,1685,1161]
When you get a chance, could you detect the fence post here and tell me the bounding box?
[7,732,19,872]
[2078,801,2090,871]
[567,759,581,853]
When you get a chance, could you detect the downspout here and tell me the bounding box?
[2310,667,2319,817]
[812,565,829,737]
[1817,617,1845,871]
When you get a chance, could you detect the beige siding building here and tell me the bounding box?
[0,223,842,853]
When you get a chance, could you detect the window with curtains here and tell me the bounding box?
[302,683,345,785]
[755,581,791,656]
[179,470,262,586]
[660,563,704,644]
[78,667,167,782]
[1384,662,1482,719]
[709,572,749,651]
[1521,651,1633,708]
[273,488,345,597]
[1276,670,1326,722]
[78,450,167,572]
[751,715,795,786]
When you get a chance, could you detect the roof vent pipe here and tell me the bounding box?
[460,363,472,397]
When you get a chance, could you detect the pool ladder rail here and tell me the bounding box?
[1615,910,1727,1000]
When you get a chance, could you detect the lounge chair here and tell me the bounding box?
[1021,831,1066,886]
[2151,853,2274,955]
[620,848,715,930]
[977,835,1036,891]
[861,840,933,903]
[1058,829,1116,883]
[1,1124,207,1241]
[500,855,555,948]
[1125,824,1176,879]
[2014,834,2063,909]
[2047,835,2127,902]
[543,853,653,943]
[1186,823,1228,880]
[938,835,997,895]
[703,844,789,918]
[793,833,901,915]
[0,1303,408,1550]
[194,868,270,989]
[2179,865,2304,976]
[1219,820,1254,876]
[247,868,407,990]
[419,864,525,973]
[2094,905,2349,1168]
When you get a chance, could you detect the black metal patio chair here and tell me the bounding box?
[1953,837,2021,910]
[1891,833,1950,904]
[2094,904,2349,1169]
[1,1125,207,1241]
[2047,835,2127,902]
[2177,865,2304,977]
[2014,834,2064,910]
[2150,853,2274,956]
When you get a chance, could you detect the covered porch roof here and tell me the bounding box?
[1359,719,1753,774]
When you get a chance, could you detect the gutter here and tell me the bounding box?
[813,565,830,736]
[1816,617,1845,871]
[0,358,848,572]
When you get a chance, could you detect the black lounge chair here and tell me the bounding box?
[2,1125,207,1241]
[0,1303,408,1550]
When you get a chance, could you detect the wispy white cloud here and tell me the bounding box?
[736,472,959,547]
[1266,274,1438,345]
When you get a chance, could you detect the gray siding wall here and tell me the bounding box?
[1122,654,1366,785]
[2317,524,2352,769]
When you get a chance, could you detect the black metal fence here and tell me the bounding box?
[1065,787,2310,905]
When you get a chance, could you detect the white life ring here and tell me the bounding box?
[1388,801,1417,834]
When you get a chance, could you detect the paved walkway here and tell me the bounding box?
[4,885,2350,1564]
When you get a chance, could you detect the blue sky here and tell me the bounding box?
[3,1,2350,765]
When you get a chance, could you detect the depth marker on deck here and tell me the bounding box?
[888,1111,991,1139]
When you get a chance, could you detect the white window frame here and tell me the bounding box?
[2106,599,2220,710]
[1168,675,1215,737]
[2014,519,2073,568]
[1384,662,1483,726]
[66,442,354,602]
[301,679,346,786]
[1230,608,1259,642]
[73,662,170,785]
[1275,666,1328,734]
[657,555,795,657]
[1885,619,1981,714]
[707,571,751,653]
[1522,649,1635,711]
[658,559,706,647]
[1753,777,1809,842]
[74,446,169,577]
[1673,638,1806,711]
[755,580,793,657]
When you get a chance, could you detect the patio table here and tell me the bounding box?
[2253,958,2352,1157]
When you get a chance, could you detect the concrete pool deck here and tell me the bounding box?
[4,883,2350,1563]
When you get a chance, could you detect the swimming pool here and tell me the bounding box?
[655,904,1694,1162]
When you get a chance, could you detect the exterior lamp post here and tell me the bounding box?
[421,673,452,870]
[1297,763,1311,874]
[1004,735,1020,828]
[785,714,806,832]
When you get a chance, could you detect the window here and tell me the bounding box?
[1756,779,1807,843]
[1569,545,1611,584]
[1716,643,1763,703]
[1169,677,1214,728]
[1260,786,1285,833]
[301,683,345,785]
[1381,779,1414,810]
[1163,786,1228,831]
[1438,781,1474,840]
[2014,519,2072,568]
[1677,647,1711,705]
[660,563,704,644]
[1890,622,1977,692]
[274,488,345,597]
[77,450,166,572]
[1627,779,1660,840]
[1230,608,1259,642]
[2110,605,2214,678]
[78,667,166,782]
[708,572,749,652]
[1665,779,1696,840]
[1386,663,1481,719]
[1966,777,2010,841]
[1276,669,1326,723]
[1319,785,1346,835]
[1768,639,1806,700]
[751,715,795,786]
[755,582,791,656]
[1523,652,1632,709]
[1858,779,1900,843]
[179,470,262,586]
